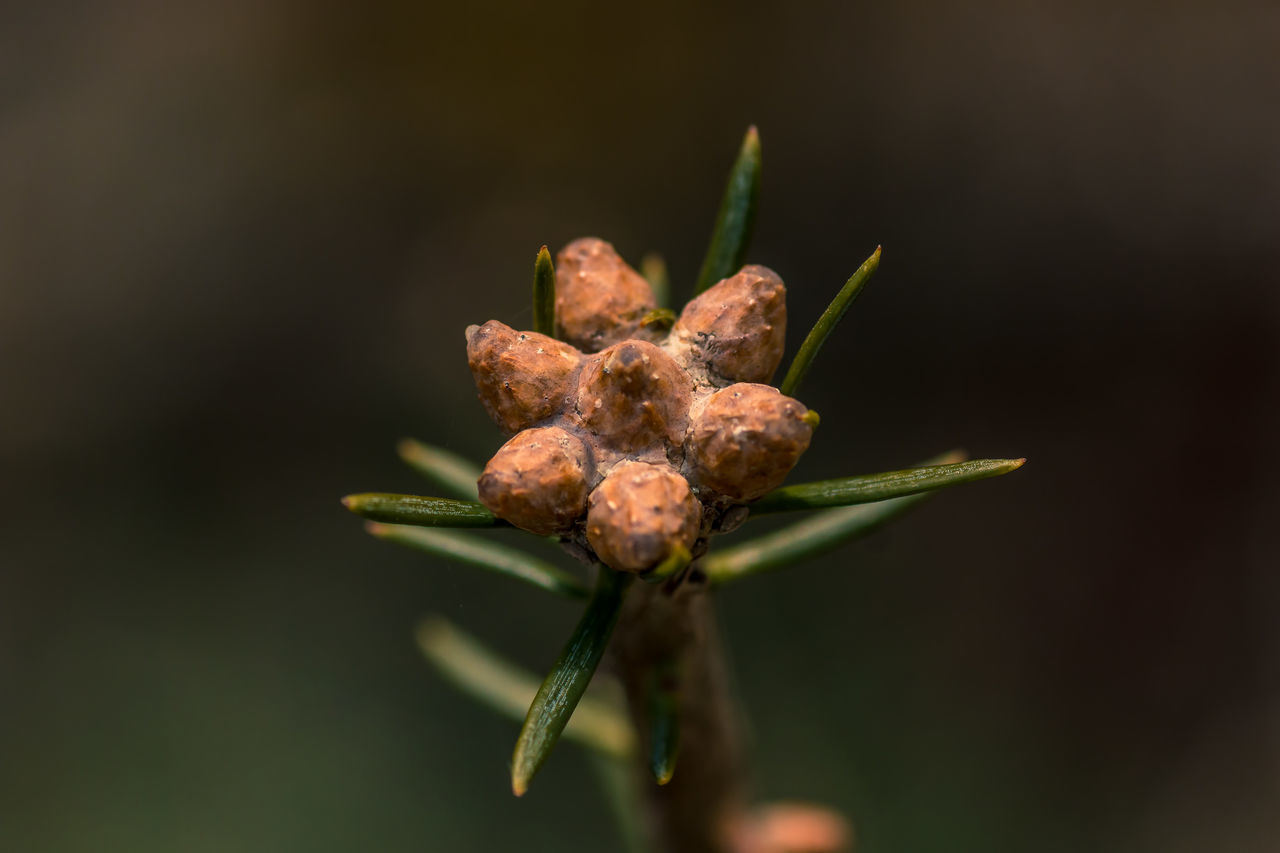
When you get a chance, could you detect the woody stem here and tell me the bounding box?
[609,569,747,853]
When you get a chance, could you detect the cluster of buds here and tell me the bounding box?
[467,238,816,574]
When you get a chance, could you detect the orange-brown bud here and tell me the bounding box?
[586,461,701,573]
[466,320,583,434]
[575,340,692,453]
[477,426,591,535]
[555,238,657,352]
[673,264,786,384]
[686,383,813,501]
[728,802,854,853]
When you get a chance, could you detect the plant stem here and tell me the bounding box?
[610,574,746,853]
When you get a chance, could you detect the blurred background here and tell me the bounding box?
[2,1,1277,850]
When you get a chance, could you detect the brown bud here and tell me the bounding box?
[555,238,657,352]
[575,340,692,453]
[477,426,590,535]
[586,461,701,573]
[686,383,813,501]
[673,264,786,384]
[466,320,583,434]
[728,802,854,853]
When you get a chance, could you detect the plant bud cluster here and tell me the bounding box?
[467,238,813,574]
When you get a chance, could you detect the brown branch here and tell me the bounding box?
[609,569,747,853]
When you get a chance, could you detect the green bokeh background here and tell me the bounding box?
[3,2,1277,850]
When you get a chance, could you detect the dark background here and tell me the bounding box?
[3,1,1277,851]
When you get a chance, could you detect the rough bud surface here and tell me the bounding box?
[477,427,590,535]
[586,461,701,573]
[575,340,691,453]
[686,383,814,501]
[466,320,583,434]
[672,264,786,384]
[466,239,812,572]
[555,238,657,352]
